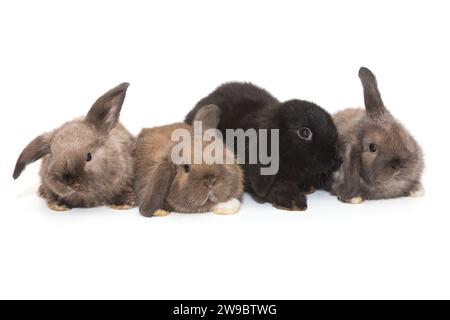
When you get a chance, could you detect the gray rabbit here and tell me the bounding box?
[13,83,136,211]
[330,67,425,204]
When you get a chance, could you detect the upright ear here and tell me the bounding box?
[13,134,51,179]
[194,104,221,132]
[85,82,130,132]
[139,161,177,217]
[359,67,387,118]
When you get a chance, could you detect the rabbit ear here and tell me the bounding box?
[337,143,363,200]
[13,134,51,179]
[359,67,387,118]
[86,83,130,132]
[194,104,221,132]
[139,161,177,217]
[247,165,276,198]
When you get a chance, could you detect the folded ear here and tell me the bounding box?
[359,67,387,118]
[194,104,221,132]
[337,143,363,200]
[86,83,130,132]
[139,161,177,217]
[247,165,277,198]
[13,134,51,179]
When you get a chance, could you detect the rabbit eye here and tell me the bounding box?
[369,144,378,153]
[183,165,191,173]
[86,153,92,162]
[298,127,313,141]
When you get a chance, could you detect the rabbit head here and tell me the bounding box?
[166,145,243,214]
[277,99,341,178]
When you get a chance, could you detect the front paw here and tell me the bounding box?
[299,182,316,195]
[304,185,316,195]
[271,190,307,212]
[338,195,364,204]
[112,192,136,210]
[111,204,134,210]
[409,184,425,198]
[153,209,171,217]
[37,186,46,199]
[48,202,70,212]
[212,198,241,215]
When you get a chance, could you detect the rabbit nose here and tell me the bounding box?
[204,175,217,188]
[390,158,402,170]
[63,173,78,186]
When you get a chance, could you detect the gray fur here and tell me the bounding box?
[330,68,424,202]
[13,83,136,209]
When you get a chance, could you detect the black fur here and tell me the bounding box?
[186,82,340,210]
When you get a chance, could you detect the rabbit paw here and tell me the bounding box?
[111,204,134,210]
[212,198,240,215]
[267,182,308,211]
[339,196,364,204]
[409,185,425,198]
[111,191,136,210]
[305,185,316,195]
[272,193,307,211]
[48,202,70,212]
[273,200,308,212]
[37,187,46,199]
[153,209,171,217]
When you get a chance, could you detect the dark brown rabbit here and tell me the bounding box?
[13,83,136,211]
[330,67,425,203]
[135,105,244,217]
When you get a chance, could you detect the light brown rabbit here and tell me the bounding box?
[135,105,244,217]
[13,83,136,211]
[330,67,424,204]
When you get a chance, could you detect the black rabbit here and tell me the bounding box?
[186,82,340,211]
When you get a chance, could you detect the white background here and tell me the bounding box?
[0,0,448,300]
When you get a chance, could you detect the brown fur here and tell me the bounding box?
[135,105,244,217]
[13,83,136,209]
[330,68,424,201]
